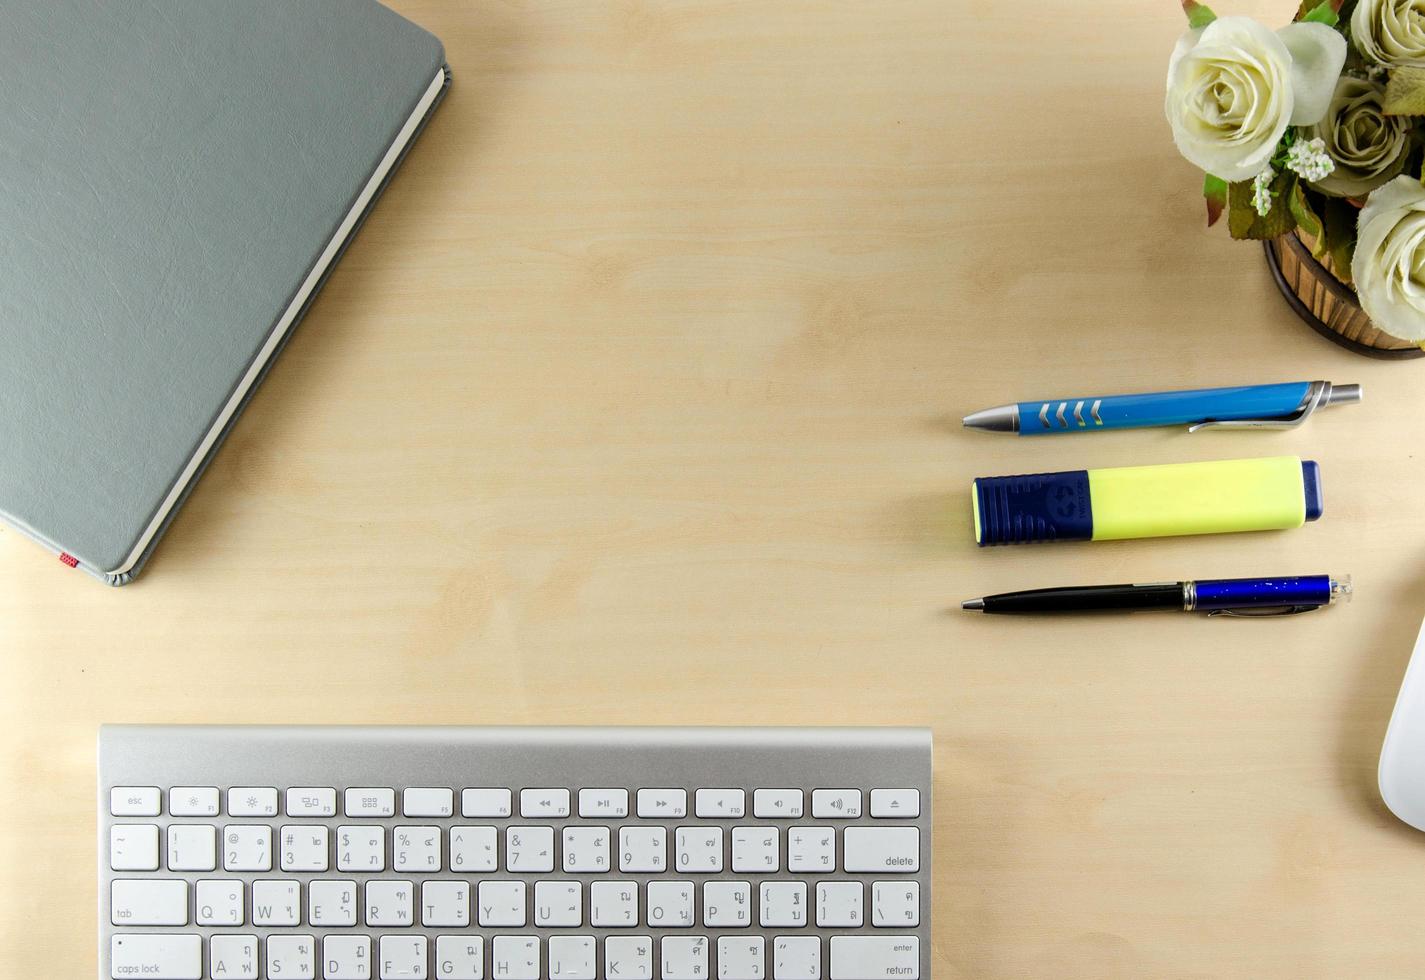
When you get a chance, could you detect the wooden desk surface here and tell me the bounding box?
[4,2,1423,976]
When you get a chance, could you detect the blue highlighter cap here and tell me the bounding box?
[1301,460,1323,522]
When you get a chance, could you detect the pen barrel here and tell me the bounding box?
[1190,575,1334,611]
[981,584,1183,613]
[1016,382,1311,435]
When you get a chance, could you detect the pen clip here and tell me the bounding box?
[1186,380,1327,432]
[1206,604,1321,618]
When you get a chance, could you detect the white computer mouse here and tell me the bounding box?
[1380,615,1425,830]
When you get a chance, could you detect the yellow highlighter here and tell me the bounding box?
[972,456,1322,546]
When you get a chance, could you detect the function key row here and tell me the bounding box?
[111,787,920,821]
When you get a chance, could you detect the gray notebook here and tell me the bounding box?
[0,1,448,585]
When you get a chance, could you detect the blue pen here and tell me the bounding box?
[963,380,1361,434]
[961,574,1352,616]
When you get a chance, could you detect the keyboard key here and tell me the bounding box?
[267,934,316,979]
[731,827,780,873]
[338,825,386,872]
[869,788,919,818]
[286,786,337,817]
[604,936,653,979]
[675,827,724,872]
[753,789,803,819]
[110,786,160,816]
[195,879,244,926]
[786,826,835,873]
[280,824,330,872]
[817,881,864,927]
[309,880,358,927]
[223,824,272,871]
[718,936,766,979]
[842,827,919,873]
[422,880,471,927]
[393,826,442,872]
[169,786,219,817]
[647,880,694,927]
[378,935,427,979]
[773,936,821,979]
[110,824,159,871]
[590,881,638,926]
[695,788,745,818]
[434,936,484,980]
[167,824,216,872]
[110,934,201,980]
[506,825,555,872]
[549,936,596,979]
[450,825,498,872]
[871,881,919,927]
[228,787,278,817]
[477,880,526,927]
[365,879,416,926]
[636,788,686,818]
[345,787,396,818]
[322,935,372,979]
[210,934,259,979]
[660,936,708,980]
[618,826,667,873]
[461,787,512,818]
[760,881,808,927]
[703,880,753,927]
[404,787,454,818]
[563,825,612,873]
[110,879,188,926]
[520,787,570,817]
[253,879,301,926]
[829,936,919,979]
[811,789,862,819]
[492,936,540,979]
[534,880,581,927]
[578,787,628,818]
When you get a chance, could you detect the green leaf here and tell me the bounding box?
[1289,183,1323,242]
[1228,172,1299,241]
[1182,0,1216,29]
[1383,66,1425,115]
[1295,0,1345,19]
[1203,173,1228,227]
[1319,195,1359,282]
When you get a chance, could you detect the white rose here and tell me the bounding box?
[1352,0,1425,67]
[1166,16,1347,181]
[1353,175,1425,341]
[1304,76,1412,198]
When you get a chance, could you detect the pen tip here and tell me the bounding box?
[961,598,985,611]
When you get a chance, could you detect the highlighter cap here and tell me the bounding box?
[973,470,1092,546]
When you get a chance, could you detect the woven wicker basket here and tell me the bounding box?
[1265,230,1424,358]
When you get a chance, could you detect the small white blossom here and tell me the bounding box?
[1285,136,1335,182]
[1252,166,1277,217]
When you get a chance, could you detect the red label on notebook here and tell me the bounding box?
[58,552,79,568]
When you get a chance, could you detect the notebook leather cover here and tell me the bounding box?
[0,0,448,585]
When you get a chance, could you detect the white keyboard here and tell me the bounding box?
[99,726,931,980]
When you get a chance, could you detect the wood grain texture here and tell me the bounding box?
[3,2,1423,976]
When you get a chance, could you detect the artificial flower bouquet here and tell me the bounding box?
[1166,0,1425,345]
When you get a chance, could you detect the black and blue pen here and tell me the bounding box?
[962,575,1352,616]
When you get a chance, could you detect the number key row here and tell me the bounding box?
[110,824,920,875]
